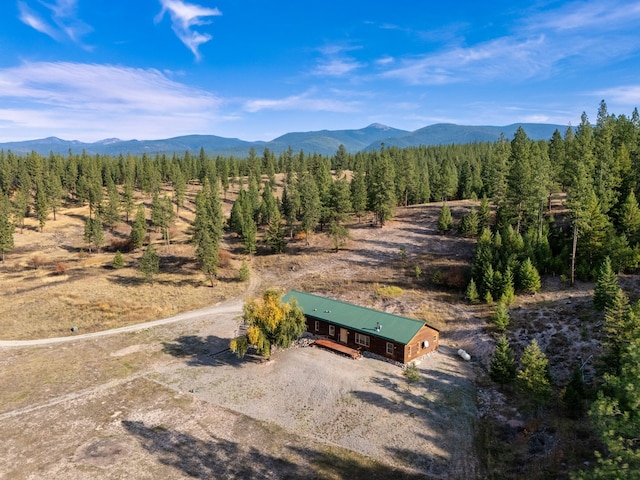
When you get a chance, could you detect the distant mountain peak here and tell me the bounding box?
[368,123,392,130]
[94,138,122,145]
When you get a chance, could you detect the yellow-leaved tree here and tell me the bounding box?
[230,289,306,359]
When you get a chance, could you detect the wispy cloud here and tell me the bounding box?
[311,44,365,77]
[17,0,92,47]
[0,62,222,141]
[156,0,222,60]
[596,85,640,104]
[377,1,640,86]
[244,90,359,113]
[381,36,548,85]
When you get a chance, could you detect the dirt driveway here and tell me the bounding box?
[0,204,484,479]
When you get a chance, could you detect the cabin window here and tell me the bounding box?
[354,333,370,347]
[408,345,412,356]
[386,342,394,355]
[314,320,319,331]
[329,325,335,337]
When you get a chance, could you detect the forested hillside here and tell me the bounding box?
[1,100,639,478]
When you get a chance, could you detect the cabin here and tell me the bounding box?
[282,290,439,364]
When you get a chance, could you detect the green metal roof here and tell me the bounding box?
[282,290,436,345]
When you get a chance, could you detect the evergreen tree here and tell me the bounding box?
[264,207,287,253]
[489,335,516,384]
[112,250,125,269]
[562,365,588,419]
[299,172,321,244]
[437,202,453,233]
[327,221,349,252]
[130,204,147,250]
[196,229,219,287]
[593,256,619,311]
[83,215,104,253]
[34,180,48,232]
[368,151,396,226]
[518,258,541,294]
[238,260,250,282]
[122,177,135,223]
[350,159,368,222]
[0,198,14,262]
[517,339,553,409]
[500,266,516,305]
[492,301,510,332]
[619,190,640,245]
[465,278,479,303]
[458,207,479,237]
[139,244,160,282]
[584,337,640,478]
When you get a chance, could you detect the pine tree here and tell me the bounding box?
[83,215,104,253]
[327,221,349,252]
[35,181,49,232]
[0,198,14,262]
[492,301,510,332]
[478,195,491,232]
[264,207,287,253]
[500,267,516,305]
[489,335,516,384]
[368,151,396,226]
[112,251,125,269]
[458,207,479,237]
[517,339,553,409]
[593,256,619,311]
[619,190,640,245]
[350,160,368,223]
[518,258,541,294]
[299,172,321,244]
[437,202,453,233]
[196,229,219,287]
[238,260,250,282]
[139,244,160,282]
[130,204,147,250]
[465,278,479,303]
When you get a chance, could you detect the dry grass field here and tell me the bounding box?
[0,181,614,479]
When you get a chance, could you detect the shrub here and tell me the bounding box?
[239,260,250,282]
[112,251,125,269]
[404,364,421,383]
[55,262,68,275]
[110,237,133,253]
[28,255,46,269]
[374,284,403,299]
[218,249,232,268]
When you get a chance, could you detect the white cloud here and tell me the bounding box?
[0,62,222,141]
[314,58,364,77]
[17,0,92,47]
[596,85,640,105]
[156,0,222,60]
[244,91,359,113]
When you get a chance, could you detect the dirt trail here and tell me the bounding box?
[0,275,260,348]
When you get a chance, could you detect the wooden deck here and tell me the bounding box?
[314,339,362,359]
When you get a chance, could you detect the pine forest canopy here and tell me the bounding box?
[0,100,639,282]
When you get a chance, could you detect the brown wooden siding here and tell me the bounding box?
[305,315,438,364]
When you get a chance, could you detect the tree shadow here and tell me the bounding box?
[122,419,431,479]
[161,335,263,368]
[121,419,302,479]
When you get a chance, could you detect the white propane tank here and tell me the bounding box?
[457,349,471,361]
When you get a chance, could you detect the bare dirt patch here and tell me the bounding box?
[2,197,609,479]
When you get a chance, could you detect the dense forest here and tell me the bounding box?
[1,100,640,478]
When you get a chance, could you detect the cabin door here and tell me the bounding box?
[340,328,348,344]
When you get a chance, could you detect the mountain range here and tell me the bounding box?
[0,122,569,157]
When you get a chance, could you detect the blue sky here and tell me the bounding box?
[1,0,639,142]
